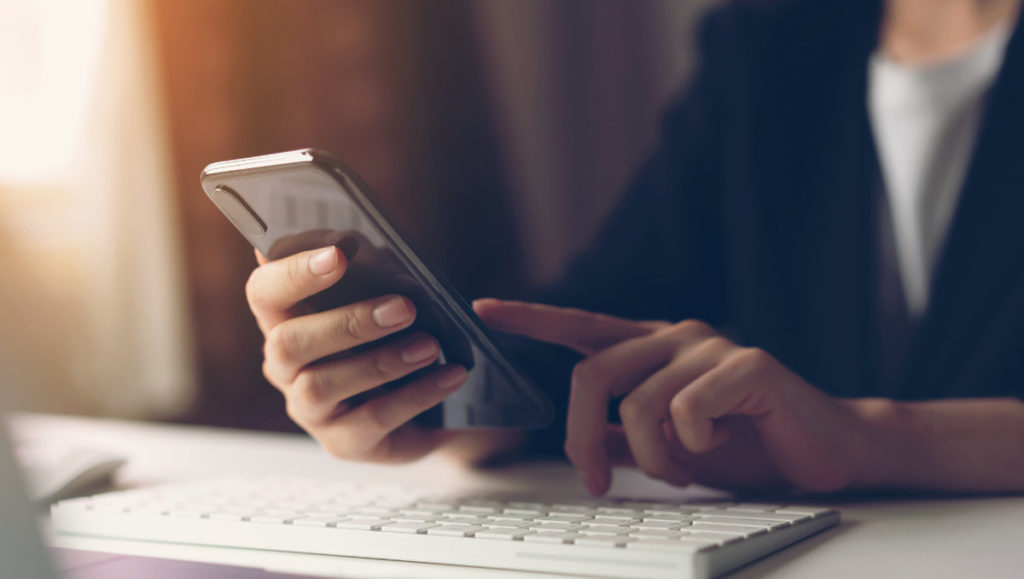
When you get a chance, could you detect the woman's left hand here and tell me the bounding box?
[474,299,878,496]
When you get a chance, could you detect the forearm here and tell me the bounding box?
[851,397,1024,492]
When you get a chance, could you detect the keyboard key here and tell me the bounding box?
[334,519,391,531]
[579,526,631,536]
[391,514,437,523]
[630,529,685,539]
[442,514,487,524]
[698,516,788,530]
[634,520,683,530]
[380,522,437,534]
[596,508,641,516]
[695,509,808,522]
[688,523,767,537]
[426,524,481,537]
[483,521,533,529]
[591,514,639,523]
[475,528,534,540]
[532,522,583,532]
[730,512,809,522]
[575,536,630,548]
[683,531,744,545]
[775,506,833,518]
[535,516,589,524]
[523,532,580,544]
[591,516,639,526]
[642,513,693,523]
[502,508,545,516]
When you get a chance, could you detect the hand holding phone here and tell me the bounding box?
[202,149,551,460]
[246,243,472,462]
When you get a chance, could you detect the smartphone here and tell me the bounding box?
[201,149,552,429]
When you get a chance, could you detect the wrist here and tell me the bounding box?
[844,397,916,489]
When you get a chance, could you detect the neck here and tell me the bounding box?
[883,0,1020,64]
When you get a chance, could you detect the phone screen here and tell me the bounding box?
[202,151,552,429]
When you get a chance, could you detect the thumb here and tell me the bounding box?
[473,299,663,355]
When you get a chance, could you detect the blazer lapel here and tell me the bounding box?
[905,19,1024,398]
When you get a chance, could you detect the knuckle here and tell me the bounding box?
[407,383,440,413]
[358,405,392,437]
[618,393,646,424]
[675,318,714,337]
[286,255,308,291]
[292,368,330,409]
[570,359,601,390]
[370,349,403,381]
[261,359,284,389]
[264,324,298,365]
[244,268,265,309]
[284,398,305,424]
[701,335,732,352]
[730,347,772,373]
[336,308,373,344]
[669,392,696,422]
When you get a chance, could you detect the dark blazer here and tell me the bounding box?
[519,0,1024,445]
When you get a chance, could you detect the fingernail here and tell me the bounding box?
[309,247,338,276]
[437,366,466,390]
[372,297,410,327]
[401,337,438,364]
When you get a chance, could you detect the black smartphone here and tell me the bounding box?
[201,149,552,429]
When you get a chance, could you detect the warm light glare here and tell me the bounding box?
[0,0,108,185]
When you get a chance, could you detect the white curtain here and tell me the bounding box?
[0,0,195,417]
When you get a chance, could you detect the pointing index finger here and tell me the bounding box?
[473,299,662,355]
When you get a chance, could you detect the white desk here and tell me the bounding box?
[12,413,1024,578]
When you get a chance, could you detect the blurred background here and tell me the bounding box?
[0,0,715,430]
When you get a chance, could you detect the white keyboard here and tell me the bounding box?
[51,477,839,579]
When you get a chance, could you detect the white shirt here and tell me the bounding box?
[868,24,1011,320]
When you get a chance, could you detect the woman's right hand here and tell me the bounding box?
[246,245,468,463]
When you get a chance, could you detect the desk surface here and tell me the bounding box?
[11,413,1024,579]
